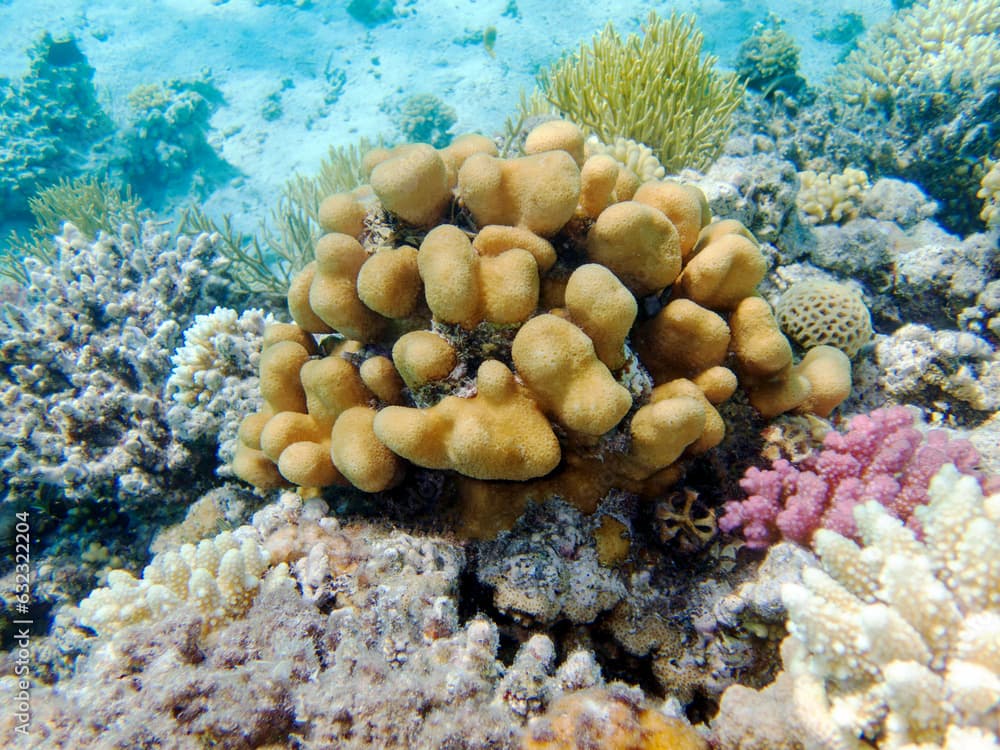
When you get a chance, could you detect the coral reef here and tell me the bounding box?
[383,93,457,149]
[584,135,667,183]
[77,528,287,636]
[796,168,869,225]
[165,307,272,467]
[535,12,743,172]
[231,120,853,532]
[873,325,1000,417]
[832,0,1000,110]
[774,279,872,359]
[715,464,1000,749]
[979,159,1000,228]
[0,223,232,513]
[121,74,235,207]
[719,406,995,549]
[3,494,676,748]
[522,685,706,749]
[476,499,626,625]
[735,15,802,97]
[0,34,113,219]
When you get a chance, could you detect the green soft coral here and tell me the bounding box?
[535,12,743,173]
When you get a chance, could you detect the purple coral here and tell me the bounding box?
[719,406,997,548]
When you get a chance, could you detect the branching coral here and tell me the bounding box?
[719,406,995,549]
[0,222,231,513]
[778,465,1000,748]
[77,528,287,636]
[979,158,1000,228]
[833,0,1000,109]
[165,307,272,465]
[535,12,743,172]
[796,168,870,225]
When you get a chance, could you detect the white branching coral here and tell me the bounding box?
[796,168,870,225]
[779,465,1000,749]
[978,160,1000,228]
[165,307,273,407]
[585,135,666,182]
[78,528,288,636]
[164,307,272,460]
[834,0,1000,107]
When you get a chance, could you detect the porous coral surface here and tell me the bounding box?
[232,120,851,527]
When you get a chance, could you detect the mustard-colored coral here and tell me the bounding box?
[535,12,743,172]
[233,118,849,519]
[373,360,561,481]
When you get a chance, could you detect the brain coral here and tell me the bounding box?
[231,120,851,530]
[774,279,872,359]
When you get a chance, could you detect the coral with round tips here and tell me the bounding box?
[729,297,794,382]
[307,232,388,342]
[564,263,637,371]
[472,224,557,272]
[392,330,457,390]
[373,360,561,481]
[632,180,710,258]
[231,119,843,509]
[318,191,368,236]
[418,223,540,328]
[356,245,422,319]
[78,529,286,637]
[512,314,632,436]
[331,405,404,492]
[523,118,586,165]
[369,143,451,226]
[457,149,581,236]
[678,230,766,310]
[634,298,731,385]
[586,200,682,297]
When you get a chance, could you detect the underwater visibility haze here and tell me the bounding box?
[0,0,998,747]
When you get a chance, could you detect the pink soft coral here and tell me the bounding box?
[718,406,996,549]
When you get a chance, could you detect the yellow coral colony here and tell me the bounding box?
[233,120,851,527]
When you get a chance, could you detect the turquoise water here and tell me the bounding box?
[1,1,997,747]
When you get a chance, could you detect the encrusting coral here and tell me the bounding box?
[716,464,1000,749]
[231,119,853,531]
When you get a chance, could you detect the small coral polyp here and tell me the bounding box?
[233,120,851,521]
